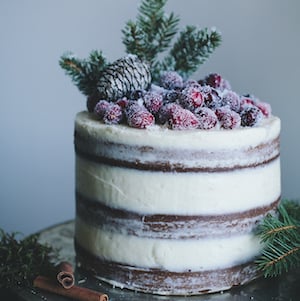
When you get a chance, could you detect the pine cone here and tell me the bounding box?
[97,54,151,101]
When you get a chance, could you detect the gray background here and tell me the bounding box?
[1,0,299,236]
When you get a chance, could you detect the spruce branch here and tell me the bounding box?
[59,50,108,96]
[256,200,300,278]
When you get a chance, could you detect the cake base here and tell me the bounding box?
[75,241,261,296]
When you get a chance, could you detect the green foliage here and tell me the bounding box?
[256,200,300,277]
[59,50,107,96]
[122,0,221,82]
[0,229,58,288]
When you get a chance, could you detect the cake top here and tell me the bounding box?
[60,0,273,131]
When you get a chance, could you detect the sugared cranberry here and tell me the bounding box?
[94,100,111,119]
[194,107,218,130]
[215,107,241,129]
[125,101,154,129]
[116,98,129,109]
[205,73,222,88]
[202,86,222,109]
[240,105,263,127]
[160,71,183,90]
[157,103,182,124]
[143,92,163,114]
[221,90,241,112]
[103,104,123,124]
[179,86,204,111]
[169,107,200,130]
[256,102,271,117]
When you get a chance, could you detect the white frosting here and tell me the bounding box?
[76,156,281,215]
[75,217,262,271]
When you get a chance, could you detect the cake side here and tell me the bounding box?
[74,111,281,295]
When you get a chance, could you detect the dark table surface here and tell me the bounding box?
[2,220,300,301]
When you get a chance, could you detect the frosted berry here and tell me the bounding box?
[157,103,182,124]
[221,91,241,112]
[256,102,271,117]
[169,107,200,130]
[179,86,204,111]
[204,73,222,88]
[194,107,218,130]
[116,98,129,109]
[94,100,111,119]
[103,104,123,124]
[163,90,181,103]
[202,86,222,109]
[160,71,183,90]
[143,92,163,114]
[215,107,241,129]
[240,105,263,127]
[125,101,154,129]
[130,90,144,100]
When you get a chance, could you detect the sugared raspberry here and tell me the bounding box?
[179,86,204,111]
[256,102,271,117]
[125,101,154,129]
[103,104,123,124]
[221,91,241,112]
[143,92,163,114]
[194,107,218,130]
[94,100,111,119]
[240,105,263,127]
[215,107,241,129]
[169,107,200,130]
[160,71,183,90]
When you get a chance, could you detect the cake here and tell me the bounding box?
[59,1,281,294]
[73,74,281,295]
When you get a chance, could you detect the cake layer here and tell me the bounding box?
[75,112,280,171]
[75,217,261,271]
[76,191,279,239]
[76,156,281,215]
[75,240,260,295]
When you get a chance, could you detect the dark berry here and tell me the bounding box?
[116,98,129,109]
[240,105,263,127]
[125,101,154,129]
[194,107,218,130]
[163,90,181,103]
[205,73,222,88]
[215,107,241,129]
[169,107,200,130]
[94,100,111,119]
[179,86,204,111]
[103,104,123,124]
[130,90,145,100]
[221,91,241,112]
[202,86,222,109]
[143,92,163,114]
[160,71,183,90]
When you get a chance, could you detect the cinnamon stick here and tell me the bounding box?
[34,275,108,301]
[56,261,75,289]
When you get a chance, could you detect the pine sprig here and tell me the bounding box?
[256,200,300,278]
[122,0,180,67]
[0,229,58,288]
[59,50,108,96]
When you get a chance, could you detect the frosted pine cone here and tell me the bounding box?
[97,54,151,101]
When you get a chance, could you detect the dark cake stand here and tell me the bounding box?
[2,220,299,301]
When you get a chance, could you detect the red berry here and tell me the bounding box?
[103,104,123,124]
[179,86,204,111]
[221,90,241,112]
[256,102,271,117]
[194,107,218,130]
[215,107,241,129]
[157,103,182,124]
[240,105,263,127]
[169,107,200,130]
[160,71,183,90]
[143,92,163,114]
[125,101,154,129]
[94,100,111,119]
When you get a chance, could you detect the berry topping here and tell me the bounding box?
[157,103,182,124]
[221,90,241,112]
[169,107,200,130]
[125,101,155,129]
[179,86,204,111]
[256,101,272,117]
[202,86,222,109]
[103,104,123,124]
[240,105,263,127]
[215,107,241,129]
[204,73,222,88]
[194,107,218,130]
[94,100,111,118]
[160,71,183,90]
[143,92,163,114]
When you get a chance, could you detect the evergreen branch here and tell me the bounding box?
[255,200,300,278]
[59,51,108,96]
